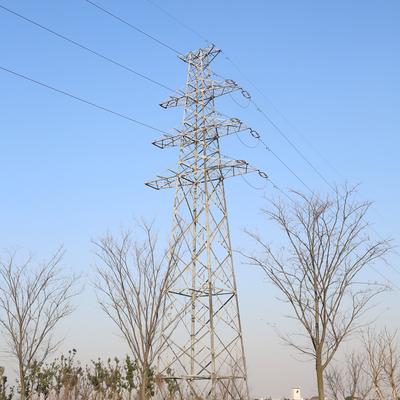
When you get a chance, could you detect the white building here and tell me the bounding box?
[291,388,303,400]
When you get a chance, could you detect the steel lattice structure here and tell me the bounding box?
[146,45,257,400]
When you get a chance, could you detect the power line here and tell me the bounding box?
[85,0,181,54]
[235,132,259,149]
[239,173,267,191]
[85,0,227,81]
[251,98,336,191]
[367,225,400,277]
[146,0,208,42]
[229,92,250,109]
[367,265,400,291]
[259,139,314,195]
[0,4,174,92]
[0,66,165,133]
[267,179,295,203]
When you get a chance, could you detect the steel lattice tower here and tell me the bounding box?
[146,45,256,400]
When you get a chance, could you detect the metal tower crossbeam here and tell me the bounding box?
[152,118,248,149]
[159,80,241,109]
[145,157,255,190]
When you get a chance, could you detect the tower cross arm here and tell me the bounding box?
[152,118,250,149]
[145,157,260,190]
[160,80,241,109]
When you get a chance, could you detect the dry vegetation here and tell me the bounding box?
[325,328,400,400]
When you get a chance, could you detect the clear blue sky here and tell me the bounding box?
[1,0,399,398]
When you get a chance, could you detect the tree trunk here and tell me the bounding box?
[140,369,148,400]
[19,363,25,400]
[316,356,325,400]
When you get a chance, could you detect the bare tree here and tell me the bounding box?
[216,363,248,400]
[325,363,345,400]
[240,184,392,400]
[363,328,387,400]
[325,351,371,400]
[382,328,400,400]
[91,218,174,400]
[362,327,400,400]
[0,246,83,400]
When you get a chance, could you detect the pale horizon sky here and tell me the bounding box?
[1,1,400,398]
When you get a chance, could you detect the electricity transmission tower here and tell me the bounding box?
[146,45,257,400]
